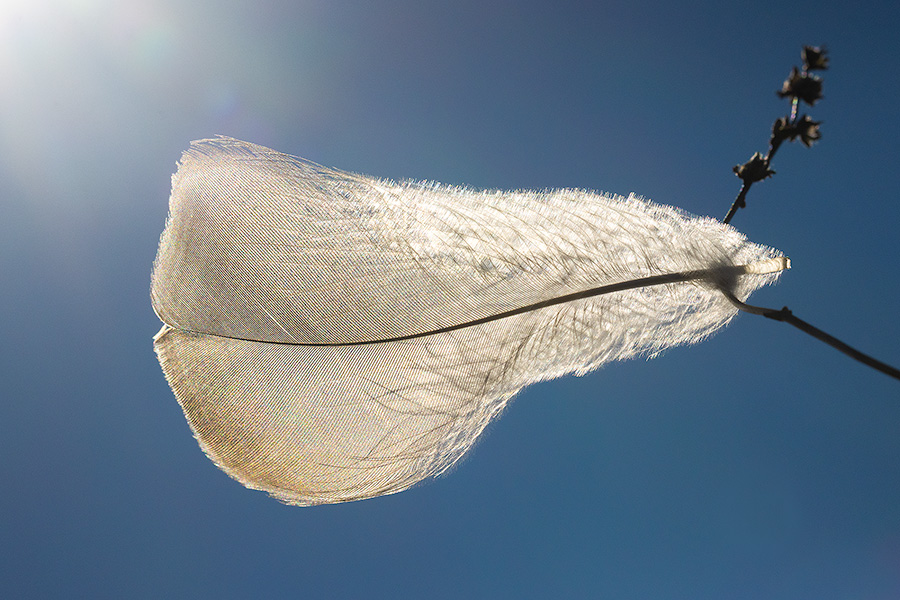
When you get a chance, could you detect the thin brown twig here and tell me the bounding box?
[722,110,792,225]
[722,291,900,382]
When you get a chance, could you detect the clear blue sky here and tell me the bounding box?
[2,1,899,598]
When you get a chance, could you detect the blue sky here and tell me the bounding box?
[2,1,899,598]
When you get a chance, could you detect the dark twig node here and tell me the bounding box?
[733,152,776,185]
[777,66,824,106]
[802,45,829,71]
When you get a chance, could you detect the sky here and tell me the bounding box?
[1,1,899,598]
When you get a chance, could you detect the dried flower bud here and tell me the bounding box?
[802,46,829,71]
[771,117,792,144]
[771,115,822,148]
[777,66,824,106]
[733,152,775,183]
[793,115,822,147]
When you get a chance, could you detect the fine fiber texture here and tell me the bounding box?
[151,137,786,505]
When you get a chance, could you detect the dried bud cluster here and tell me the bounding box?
[777,66,824,106]
[773,114,822,148]
[733,152,775,184]
[724,46,828,223]
[801,45,830,71]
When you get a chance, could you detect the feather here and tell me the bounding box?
[151,136,788,505]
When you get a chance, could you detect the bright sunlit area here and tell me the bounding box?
[2,1,899,599]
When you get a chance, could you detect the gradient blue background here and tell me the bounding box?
[2,1,899,598]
